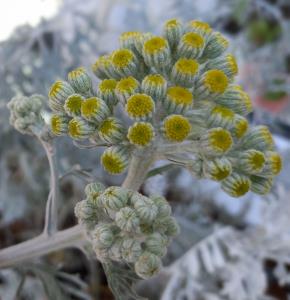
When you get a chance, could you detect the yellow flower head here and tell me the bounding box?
[116,77,139,94]
[239,150,266,174]
[231,115,249,139]
[92,55,111,79]
[111,49,135,68]
[64,94,83,116]
[226,54,238,76]
[49,80,74,107]
[126,93,155,120]
[50,114,69,136]
[143,37,168,54]
[264,151,282,176]
[99,117,125,143]
[175,58,199,75]
[202,128,233,155]
[222,173,251,197]
[182,32,204,49]
[187,20,212,33]
[203,70,229,94]
[81,97,109,123]
[99,79,117,93]
[101,147,128,174]
[68,117,94,140]
[164,18,181,29]
[163,114,192,142]
[167,86,193,105]
[127,122,155,147]
[205,158,232,181]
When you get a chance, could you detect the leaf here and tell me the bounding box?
[146,164,175,179]
[103,262,147,300]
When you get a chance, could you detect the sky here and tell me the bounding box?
[0,0,60,41]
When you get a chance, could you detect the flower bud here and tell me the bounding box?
[68,117,95,140]
[64,94,84,117]
[145,233,167,257]
[121,238,142,263]
[101,146,129,174]
[127,122,155,147]
[97,79,118,107]
[185,20,213,39]
[134,32,154,55]
[99,117,126,144]
[50,114,70,136]
[200,127,233,156]
[204,157,232,181]
[141,74,167,101]
[142,36,171,69]
[125,93,155,121]
[241,126,274,151]
[237,149,266,174]
[133,195,158,223]
[110,49,138,78]
[74,199,98,229]
[261,151,282,177]
[115,207,140,232]
[85,182,106,204]
[230,115,249,139]
[49,80,74,113]
[207,106,235,129]
[202,32,229,59]
[204,54,238,80]
[221,172,251,197]
[150,195,171,218]
[81,97,110,124]
[91,55,111,79]
[195,69,229,99]
[162,114,192,142]
[68,67,92,94]
[164,86,193,113]
[177,32,205,59]
[115,76,140,105]
[134,252,162,279]
[99,186,129,211]
[154,216,179,236]
[163,18,183,49]
[250,176,273,195]
[119,31,142,51]
[92,223,115,249]
[108,237,123,262]
[215,85,253,116]
[171,58,199,88]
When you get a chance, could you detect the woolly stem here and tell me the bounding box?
[0,225,84,269]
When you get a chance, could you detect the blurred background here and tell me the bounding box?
[1,0,290,299]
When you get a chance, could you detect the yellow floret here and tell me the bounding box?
[167,86,193,106]
[120,31,141,41]
[144,74,166,86]
[101,151,126,174]
[127,122,154,147]
[182,32,204,48]
[208,128,233,153]
[116,77,139,93]
[81,97,101,118]
[99,79,117,93]
[175,58,199,75]
[226,54,238,76]
[126,94,155,119]
[65,94,83,115]
[68,119,81,138]
[188,20,212,32]
[204,70,229,93]
[99,118,117,136]
[111,49,134,68]
[144,37,168,54]
[164,115,192,142]
[49,81,63,98]
[51,115,64,135]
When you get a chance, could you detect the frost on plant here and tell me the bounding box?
[5,18,283,299]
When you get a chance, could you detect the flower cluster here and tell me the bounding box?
[7,94,45,135]
[48,19,282,197]
[75,183,179,279]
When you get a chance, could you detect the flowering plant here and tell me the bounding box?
[1,19,282,299]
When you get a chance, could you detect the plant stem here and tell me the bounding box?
[41,139,59,235]
[122,151,155,190]
[0,225,84,269]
